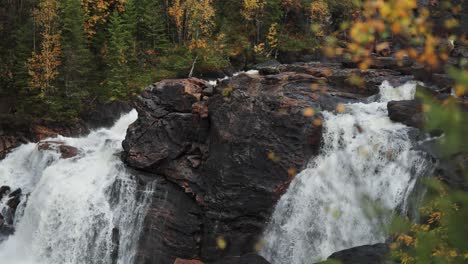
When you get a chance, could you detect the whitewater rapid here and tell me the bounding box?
[261,82,430,263]
[0,110,151,264]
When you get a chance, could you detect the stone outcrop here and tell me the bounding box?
[0,186,22,238]
[209,253,270,264]
[320,243,393,264]
[135,176,203,264]
[37,141,80,159]
[124,74,324,262]
[122,62,413,263]
[387,100,425,129]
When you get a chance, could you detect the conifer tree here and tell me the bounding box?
[137,0,170,53]
[12,7,36,95]
[106,0,137,100]
[59,0,92,99]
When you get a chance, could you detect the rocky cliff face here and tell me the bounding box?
[122,62,414,263]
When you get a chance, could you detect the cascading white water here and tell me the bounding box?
[0,110,152,264]
[261,82,430,263]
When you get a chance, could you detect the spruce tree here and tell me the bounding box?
[137,0,169,53]
[106,0,137,100]
[59,0,92,104]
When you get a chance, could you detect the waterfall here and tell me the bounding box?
[260,82,430,263]
[0,110,152,264]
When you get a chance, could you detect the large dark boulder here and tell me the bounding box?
[387,100,425,128]
[122,63,413,263]
[37,141,80,159]
[253,60,281,75]
[209,253,270,264]
[123,72,331,262]
[320,243,393,264]
[135,176,202,264]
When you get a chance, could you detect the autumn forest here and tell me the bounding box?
[0,0,358,122]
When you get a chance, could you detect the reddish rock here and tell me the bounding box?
[59,145,79,159]
[38,141,79,159]
[33,126,59,141]
[192,102,209,118]
[174,258,204,264]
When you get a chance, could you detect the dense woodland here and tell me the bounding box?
[0,0,361,122]
[0,1,467,263]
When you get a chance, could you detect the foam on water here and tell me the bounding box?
[0,110,152,264]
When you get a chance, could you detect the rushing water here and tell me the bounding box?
[0,110,152,264]
[261,82,430,263]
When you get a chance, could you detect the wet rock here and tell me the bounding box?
[59,145,80,159]
[0,212,15,237]
[0,186,10,199]
[253,60,281,75]
[343,56,413,71]
[387,100,425,129]
[0,188,22,225]
[38,141,80,159]
[320,243,392,264]
[174,259,204,264]
[135,177,202,264]
[111,227,120,264]
[209,253,270,264]
[202,86,215,97]
[7,188,22,211]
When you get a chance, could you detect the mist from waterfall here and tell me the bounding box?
[0,110,152,264]
[260,82,430,263]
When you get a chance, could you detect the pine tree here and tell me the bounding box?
[137,0,170,53]
[106,0,137,100]
[59,0,92,99]
[11,3,36,95]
